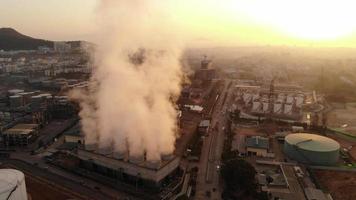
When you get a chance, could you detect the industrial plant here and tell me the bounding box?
[234,82,305,121]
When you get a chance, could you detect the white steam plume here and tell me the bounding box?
[71,0,184,161]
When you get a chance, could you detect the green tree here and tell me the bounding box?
[221,159,257,192]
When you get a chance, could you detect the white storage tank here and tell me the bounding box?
[0,169,27,200]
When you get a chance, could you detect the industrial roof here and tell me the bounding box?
[285,133,340,152]
[3,124,38,135]
[246,136,269,149]
[63,122,81,136]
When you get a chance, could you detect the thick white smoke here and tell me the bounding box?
[71,0,184,161]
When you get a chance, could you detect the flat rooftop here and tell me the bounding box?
[3,124,38,135]
[74,149,180,183]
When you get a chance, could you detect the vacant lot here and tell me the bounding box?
[313,169,356,200]
[328,103,356,135]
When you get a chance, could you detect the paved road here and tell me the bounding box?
[194,79,235,200]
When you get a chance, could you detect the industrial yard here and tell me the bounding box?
[313,169,356,200]
[327,103,356,136]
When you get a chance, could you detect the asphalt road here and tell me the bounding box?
[194,79,234,200]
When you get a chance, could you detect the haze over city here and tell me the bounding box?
[1,1,356,200]
[2,0,356,47]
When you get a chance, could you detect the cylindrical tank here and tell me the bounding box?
[30,96,42,111]
[284,133,340,166]
[0,169,27,200]
[9,95,23,108]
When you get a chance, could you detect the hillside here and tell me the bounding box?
[0,28,53,50]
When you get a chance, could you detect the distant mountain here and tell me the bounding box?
[0,28,53,51]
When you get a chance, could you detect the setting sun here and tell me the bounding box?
[232,0,356,40]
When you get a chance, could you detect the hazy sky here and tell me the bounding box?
[2,0,356,47]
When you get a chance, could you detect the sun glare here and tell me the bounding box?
[231,0,356,40]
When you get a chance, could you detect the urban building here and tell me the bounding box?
[2,124,39,146]
[245,136,269,157]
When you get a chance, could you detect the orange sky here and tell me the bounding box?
[1,0,356,47]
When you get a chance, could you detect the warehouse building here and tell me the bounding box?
[2,124,39,146]
[245,136,269,157]
[284,133,340,166]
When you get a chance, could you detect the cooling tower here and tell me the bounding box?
[97,146,112,155]
[84,142,97,151]
[161,153,174,161]
[146,160,161,170]
[129,154,145,164]
[112,150,126,160]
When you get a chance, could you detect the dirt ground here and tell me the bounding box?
[174,110,201,156]
[313,169,356,200]
[328,103,356,135]
[26,175,72,200]
[233,127,265,136]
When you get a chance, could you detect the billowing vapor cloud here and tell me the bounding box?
[71,0,184,161]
